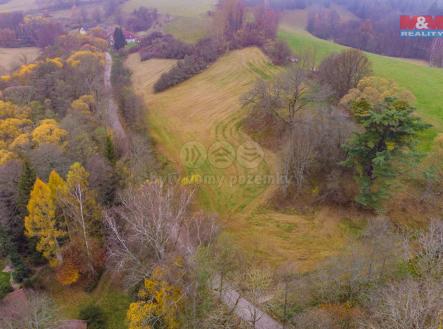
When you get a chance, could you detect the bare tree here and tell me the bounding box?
[415,219,443,278]
[243,267,273,329]
[317,49,372,99]
[210,235,243,298]
[282,122,317,193]
[105,181,217,286]
[362,279,443,329]
[242,64,331,128]
[275,262,298,329]
[0,291,60,329]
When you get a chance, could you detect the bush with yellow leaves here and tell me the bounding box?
[127,267,183,329]
[340,77,416,108]
[32,119,68,146]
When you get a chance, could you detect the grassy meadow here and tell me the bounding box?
[126,48,356,269]
[279,10,443,141]
[125,5,442,269]
[0,0,38,12]
[0,47,40,73]
[121,0,215,17]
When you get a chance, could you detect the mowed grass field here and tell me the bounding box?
[0,0,38,12]
[164,16,211,43]
[126,48,352,269]
[126,6,442,269]
[121,0,215,43]
[121,0,215,17]
[0,47,40,72]
[279,10,443,141]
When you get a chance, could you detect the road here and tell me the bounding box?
[104,52,129,153]
[213,276,283,329]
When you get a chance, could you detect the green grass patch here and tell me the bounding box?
[338,217,366,237]
[0,271,12,299]
[279,28,443,150]
[43,270,131,329]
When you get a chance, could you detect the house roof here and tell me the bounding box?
[0,289,29,320]
[107,29,140,40]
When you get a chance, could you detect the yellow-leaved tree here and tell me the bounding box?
[340,76,416,108]
[32,119,68,146]
[64,163,102,273]
[70,95,95,116]
[127,267,183,329]
[25,178,65,267]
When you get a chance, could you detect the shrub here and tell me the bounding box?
[0,272,12,299]
[262,40,293,65]
[79,304,107,329]
[126,7,158,32]
[9,251,31,283]
[154,38,224,92]
[139,33,192,61]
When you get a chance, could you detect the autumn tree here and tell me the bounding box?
[25,178,65,266]
[214,0,246,42]
[127,267,183,329]
[343,98,430,209]
[32,119,68,146]
[63,162,102,274]
[340,76,416,108]
[317,49,372,99]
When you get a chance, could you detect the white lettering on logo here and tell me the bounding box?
[415,16,429,29]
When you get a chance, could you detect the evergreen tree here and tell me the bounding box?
[343,98,430,209]
[17,161,36,218]
[104,134,117,165]
[113,27,127,50]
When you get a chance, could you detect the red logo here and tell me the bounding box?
[400,16,443,30]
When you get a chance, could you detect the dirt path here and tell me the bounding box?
[213,275,283,329]
[104,52,129,153]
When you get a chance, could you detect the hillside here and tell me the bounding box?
[121,0,215,16]
[279,10,443,144]
[126,48,356,269]
[0,0,38,13]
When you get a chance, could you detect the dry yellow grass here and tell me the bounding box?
[0,0,38,12]
[126,48,351,270]
[0,47,40,72]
